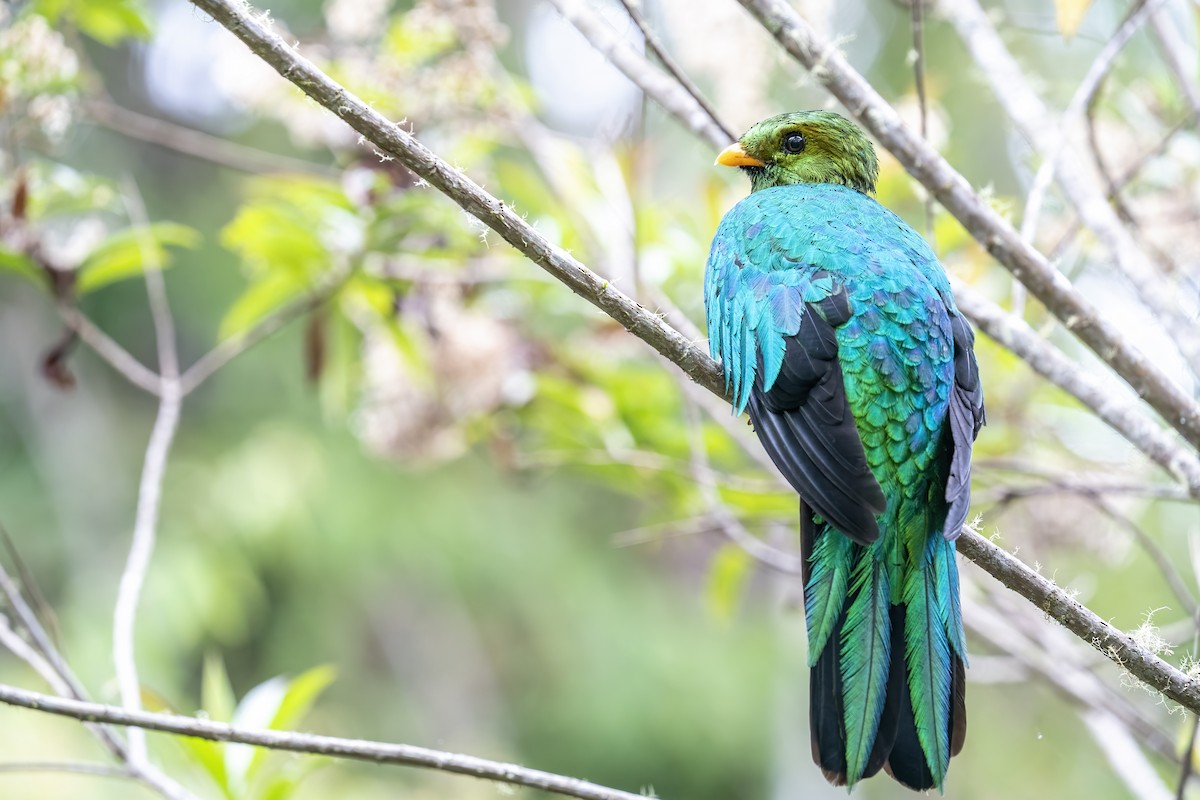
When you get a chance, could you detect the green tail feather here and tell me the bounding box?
[900,533,955,790]
[840,549,891,786]
[805,531,854,667]
[940,536,968,661]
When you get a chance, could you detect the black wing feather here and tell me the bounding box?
[747,287,885,545]
[942,312,986,539]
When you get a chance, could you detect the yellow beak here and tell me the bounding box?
[715,143,765,168]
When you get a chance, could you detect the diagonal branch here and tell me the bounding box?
[182,0,1200,715]
[0,684,650,800]
[85,100,340,178]
[611,0,736,141]
[547,0,733,149]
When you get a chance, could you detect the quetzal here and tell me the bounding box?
[704,111,984,791]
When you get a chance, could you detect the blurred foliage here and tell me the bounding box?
[1,0,1198,798]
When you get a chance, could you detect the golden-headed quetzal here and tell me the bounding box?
[704,111,985,791]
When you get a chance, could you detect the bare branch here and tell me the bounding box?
[517,448,782,495]
[546,0,731,150]
[0,684,652,800]
[1149,5,1200,120]
[85,100,340,178]
[53,302,162,395]
[612,0,736,141]
[0,762,132,780]
[681,395,804,574]
[1082,711,1174,800]
[112,180,183,768]
[180,262,353,394]
[1098,500,1200,620]
[0,560,198,800]
[1021,0,1166,241]
[1177,714,1199,799]
[910,0,934,239]
[186,0,1200,715]
[734,0,1200,449]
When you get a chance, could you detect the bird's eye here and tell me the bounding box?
[782,132,806,154]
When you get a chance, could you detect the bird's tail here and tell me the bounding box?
[802,501,967,791]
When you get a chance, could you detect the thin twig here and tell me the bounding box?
[0,684,651,800]
[179,262,354,394]
[85,100,339,178]
[910,0,934,241]
[545,0,733,149]
[1098,500,1200,620]
[517,448,782,495]
[982,480,1192,504]
[1149,5,1200,121]
[1020,0,1162,242]
[681,394,804,574]
[613,0,736,142]
[1082,711,1174,800]
[0,762,132,780]
[0,563,197,800]
[1177,714,1199,800]
[112,180,183,767]
[54,302,162,396]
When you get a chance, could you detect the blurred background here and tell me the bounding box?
[1,0,1199,797]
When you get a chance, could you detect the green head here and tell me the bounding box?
[716,111,879,194]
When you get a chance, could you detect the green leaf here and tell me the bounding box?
[265,664,336,733]
[202,652,237,724]
[34,0,153,45]
[225,666,336,795]
[220,176,355,284]
[384,12,457,66]
[0,248,48,290]
[76,222,201,295]
[218,275,307,340]
[179,737,232,799]
[245,666,336,797]
[174,653,239,796]
[706,544,751,623]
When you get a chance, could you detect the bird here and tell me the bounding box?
[704,111,985,791]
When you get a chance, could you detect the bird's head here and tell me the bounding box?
[716,111,879,195]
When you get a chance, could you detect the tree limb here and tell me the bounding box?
[0,684,651,800]
[111,181,184,771]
